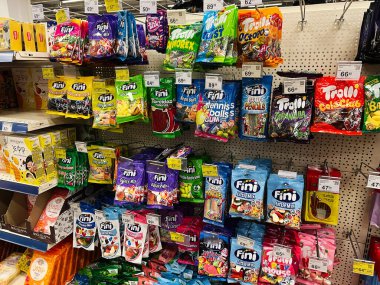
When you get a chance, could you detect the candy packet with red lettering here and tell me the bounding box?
[146,10,168,53]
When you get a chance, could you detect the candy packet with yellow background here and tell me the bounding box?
[87,145,115,184]
[66,76,94,119]
[92,79,118,130]
[47,77,68,116]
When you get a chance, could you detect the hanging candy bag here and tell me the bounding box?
[146,10,168,53]
[88,14,117,59]
[95,209,121,259]
[87,145,114,184]
[363,75,380,132]
[73,202,96,251]
[92,80,117,130]
[47,77,68,116]
[66,76,94,119]
[116,11,128,61]
[57,148,77,191]
[176,79,204,123]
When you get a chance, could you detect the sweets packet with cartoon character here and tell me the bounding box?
[363,75,380,132]
[176,79,204,123]
[92,79,117,130]
[73,202,96,251]
[88,145,114,184]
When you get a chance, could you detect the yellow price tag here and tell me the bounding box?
[42,67,55,80]
[115,68,130,81]
[54,148,66,159]
[93,80,106,90]
[55,9,69,24]
[167,157,185,171]
[105,0,121,12]
[101,148,116,159]
[170,232,185,243]
[202,164,219,177]
[353,259,375,276]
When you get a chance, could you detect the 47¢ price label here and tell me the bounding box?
[318,177,340,193]
[367,173,380,189]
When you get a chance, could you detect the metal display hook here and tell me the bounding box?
[298,0,307,31]
[335,0,354,29]
[355,162,377,180]
[346,229,361,259]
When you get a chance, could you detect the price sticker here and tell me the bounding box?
[167,157,187,171]
[205,74,223,90]
[308,257,328,273]
[122,213,135,225]
[283,78,306,94]
[278,170,297,179]
[85,0,99,14]
[241,0,263,7]
[237,235,255,248]
[115,68,130,81]
[242,63,262,78]
[32,4,44,21]
[75,141,88,153]
[1,122,13,132]
[101,148,116,159]
[105,0,121,12]
[353,259,375,276]
[238,164,257,170]
[146,214,161,226]
[336,61,362,81]
[93,80,106,90]
[170,232,190,245]
[55,8,70,24]
[202,164,219,177]
[42,66,55,80]
[144,72,160,87]
[203,0,223,11]
[273,244,292,259]
[140,0,157,14]
[318,177,340,193]
[175,71,192,85]
[167,10,186,25]
[367,173,380,189]
[54,148,67,159]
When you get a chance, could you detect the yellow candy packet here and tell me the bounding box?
[46,77,68,116]
[87,145,114,184]
[92,79,118,130]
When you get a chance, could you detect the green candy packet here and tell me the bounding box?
[57,148,77,191]
[363,75,380,132]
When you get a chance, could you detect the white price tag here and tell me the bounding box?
[75,141,88,153]
[1,122,12,132]
[144,72,160,87]
[278,170,297,179]
[146,214,161,226]
[32,4,44,21]
[122,213,135,225]
[367,173,380,189]
[240,0,263,7]
[176,71,192,85]
[283,78,306,94]
[167,10,186,25]
[238,164,257,170]
[84,0,99,14]
[237,235,255,248]
[140,0,157,14]
[203,0,223,11]
[318,177,340,193]
[205,74,223,90]
[242,63,262,78]
[308,257,328,273]
[273,244,292,259]
[336,61,362,81]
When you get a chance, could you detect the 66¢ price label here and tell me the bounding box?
[283,78,306,94]
[203,0,223,11]
[336,61,362,81]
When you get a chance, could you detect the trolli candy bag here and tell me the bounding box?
[47,77,68,116]
[66,76,94,119]
[176,79,204,124]
[363,75,380,132]
[163,22,203,71]
[239,76,273,141]
[95,209,121,259]
[146,10,168,53]
[237,8,283,67]
[73,202,96,251]
[88,14,117,59]
[311,76,365,135]
[266,174,304,229]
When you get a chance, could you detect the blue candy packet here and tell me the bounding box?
[239,76,273,141]
[95,208,121,259]
[73,202,96,251]
[266,174,304,229]
[116,11,128,61]
[176,79,205,124]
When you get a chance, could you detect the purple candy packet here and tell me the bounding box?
[114,157,146,205]
[146,160,179,209]
[159,210,183,243]
[146,10,168,53]
[88,14,118,59]
[137,24,149,64]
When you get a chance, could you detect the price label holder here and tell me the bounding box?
[353,259,375,276]
[42,66,55,80]
[203,0,223,11]
[115,67,130,81]
[75,141,88,153]
[1,122,13,132]
[167,9,187,25]
[278,170,297,179]
[146,214,161,226]
[167,157,187,171]
[144,71,160,87]
[122,213,135,225]
[273,244,292,259]
[308,257,328,273]
[237,235,255,248]
[283,77,306,95]
[32,4,44,21]
[336,61,362,81]
[170,232,190,245]
[105,0,121,12]
[205,74,223,90]
[54,147,67,159]
[242,63,262,78]
[367,172,380,189]
[140,0,157,14]
[241,0,263,7]
[239,164,257,170]
[85,0,99,14]
[55,8,70,24]
[318,176,341,193]
[202,164,219,177]
[175,71,192,85]
[101,147,116,159]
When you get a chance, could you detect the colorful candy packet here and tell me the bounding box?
[116,11,128,61]
[136,24,149,64]
[146,10,168,53]
[57,148,77,191]
[149,224,162,253]
[115,75,148,124]
[237,7,283,67]
[363,75,380,132]
[47,77,68,116]
[195,81,240,142]
[176,79,204,123]
[87,145,114,184]
[73,202,96,251]
[95,208,121,259]
[149,77,182,138]
[92,79,118,130]
[123,211,148,264]
[196,5,238,64]
[65,76,94,119]
[126,12,137,58]
[159,210,183,243]
[239,76,273,141]
[88,14,117,59]
[177,217,203,266]
[163,22,203,71]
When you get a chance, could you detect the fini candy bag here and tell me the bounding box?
[73,202,96,251]
[266,173,304,229]
[149,77,182,138]
[176,79,204,124]
[95,209,121,259]
[47,77,68,116]
[88,14,117,59]
[57,148,77,191]
[195,81,240,142]
[163,22,203,71]
[363,75,380,132]
[66,76,94,119]
[88,145,114,184]
[237,8,283,67]
[116,11,128,61]
[123,213,148,265]
[239,76,272,141]
[149,224,162,253]
[92,80,117,130]
[311,76,365,135]
[146,10,168,53]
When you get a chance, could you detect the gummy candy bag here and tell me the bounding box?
[136,24,149,64]
[66,76,94,119]
[126,12,137,58]
[123,212,148,264]
[146,10,168,53]
[73,202,96,251]
[363,75,380,132]
[47,77,68,116]
[237,7,283,67]
[116,11,128,61]
[95,209,121,259]
[88,14,117,59]
[92,80,117,130]
[176,79,204,123]
[57,148,77,191]
[88,145,114,184]
[163,22,203,71]
[239,76,273,141]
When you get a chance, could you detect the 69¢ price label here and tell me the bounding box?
[242,63,262,78]
[175,71,192,85]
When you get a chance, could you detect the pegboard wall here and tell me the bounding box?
[99,2,380,284]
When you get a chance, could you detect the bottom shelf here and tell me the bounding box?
[0,229,55,252]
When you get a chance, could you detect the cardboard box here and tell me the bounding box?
[0,18,22,51]
[21,22,36,52]
[34,23,47,52]
[3,192,29,235]
[0,190,14,228]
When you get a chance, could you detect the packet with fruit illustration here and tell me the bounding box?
[95,208,121,259]
[88,145,114,184]
[47,77,68,116]
[266,173,304,229]
[123,211,148,264]
[57,148,77,191]
[66,76,94,119]
[88,14,117,59]
[176,79,204,123]
[363,75,380,132]
[92,80,118,130]
[73,202,97,251]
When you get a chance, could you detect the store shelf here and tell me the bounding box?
[0,173,57,195]
[0,51,49,63]
[0,229,54,252]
